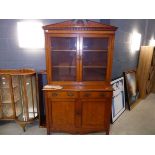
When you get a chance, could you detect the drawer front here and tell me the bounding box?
[48,91,78,99]
[80,91,111,99]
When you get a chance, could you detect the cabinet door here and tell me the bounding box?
[49,35,79,82]
[0,75,15,119]
[81,99,111,130]
[80,35,110,81]
[49,99,76,131]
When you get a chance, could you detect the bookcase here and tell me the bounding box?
[43,20,117,134]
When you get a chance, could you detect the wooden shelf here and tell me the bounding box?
[53,50,76,52]
[53,66,76,68]
[83,50,108,52]
[83,66,106,69]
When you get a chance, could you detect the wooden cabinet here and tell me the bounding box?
[137,46,155,98]
[43,20,117,134]
[45,86,112,134]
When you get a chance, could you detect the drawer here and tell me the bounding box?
[80,91,111,98]
[48,91,78,99]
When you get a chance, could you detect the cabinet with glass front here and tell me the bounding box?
[46,33,113,83]
[43,20,117,134]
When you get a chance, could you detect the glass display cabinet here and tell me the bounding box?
[49,36,109,82]
[0,69,38,131]
[43,20,117,134]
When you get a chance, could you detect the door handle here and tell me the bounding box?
[84,93,91,97]
[52,93,58,97]
[67,92,74,97]
[100,93,105,97]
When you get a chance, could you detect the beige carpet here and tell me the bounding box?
[0,93,155,135]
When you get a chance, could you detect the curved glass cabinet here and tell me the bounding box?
[0,69,38,131]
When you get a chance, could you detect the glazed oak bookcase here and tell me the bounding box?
[43,20,117,134]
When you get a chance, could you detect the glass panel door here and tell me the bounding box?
[82,37,109,81]
[50,37,77,81]
[0,75,14,118]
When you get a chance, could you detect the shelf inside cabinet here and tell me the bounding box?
[53,50,77,52]
[82,50,108,52]
[53,66,76,68]
[83,66,107,69]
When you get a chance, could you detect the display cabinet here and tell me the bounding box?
[43,20,117,134]
[0,69,38,131]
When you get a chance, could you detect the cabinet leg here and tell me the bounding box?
[17,122,27,132]
[106,130,109,135]
[47,129,50,135]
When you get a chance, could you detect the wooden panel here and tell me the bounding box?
[48,91,78,99]
[137,46,154,98]
[80,91,111,98]
[81,100,106,127]
[49,100,75,128]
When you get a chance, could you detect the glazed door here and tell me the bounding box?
[48,34,80,82]
[0,75,15,119]
[79,35,111,81]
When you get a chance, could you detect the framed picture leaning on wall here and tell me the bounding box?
[111,77,126,123]
[124,70,141,110]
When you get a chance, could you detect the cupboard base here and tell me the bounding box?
[44,84,112,135]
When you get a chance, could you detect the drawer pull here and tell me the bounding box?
[84,93,91,97]
[76,111,80,115]
[52,93,58,97]
[100,93,105,97]
[67,92,74,97]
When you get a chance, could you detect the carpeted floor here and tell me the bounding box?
[0,93,155,135]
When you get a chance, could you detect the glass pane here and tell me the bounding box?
[83,52,107,67]
[53,68,76,81]
[0,75,13,118]
[2,103,13,117]
[17,75,38,121]
[83,68,106,81]
[52,51,76,66]
[12,76,22,117]
[83,38,108,50]
[51,37,77,81]
[32,76,38,116]
[82,37,108,81]
[26,76,34,119]
[51,37,76,50]
[0,77,11,104]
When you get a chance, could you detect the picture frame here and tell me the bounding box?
[124,70,140,110]
[111,77,126,123]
